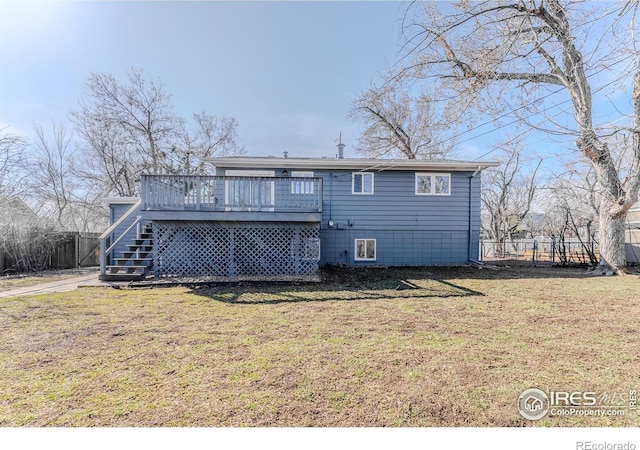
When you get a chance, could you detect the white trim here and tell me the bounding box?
[352,172,374,195]
[225,170,275,177]
[205,156,500,172]
[415,172,451,196]
[354,238,376,261]
[104,197,140,205]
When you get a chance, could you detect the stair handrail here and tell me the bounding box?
[99,199,142,275]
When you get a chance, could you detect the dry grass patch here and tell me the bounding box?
[0,271,88,291]
[0,265,638,427]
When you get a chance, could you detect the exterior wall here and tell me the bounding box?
[319,229,471,266]
[108,167,483,272]
[625,203,640,263]
[626,229,640,264]
[108,201,143,262]
[221,167,481,266]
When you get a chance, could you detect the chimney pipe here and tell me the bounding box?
[337,132,345,159]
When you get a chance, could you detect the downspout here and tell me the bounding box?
[468,166,484,266]
[329,172,333,223]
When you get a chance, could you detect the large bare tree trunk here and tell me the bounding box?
[597,202,627,274]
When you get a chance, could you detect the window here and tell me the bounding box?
[225,170,275,211]
[355,238,376,261]
[352,172,374,194]
[415,173,451,195]
[291,171,314,194]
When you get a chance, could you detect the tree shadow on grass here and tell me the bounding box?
[149,263,601,305]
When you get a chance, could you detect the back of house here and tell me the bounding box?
[100,153,498,281]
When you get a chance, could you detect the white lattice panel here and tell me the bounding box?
[153,221,320,279]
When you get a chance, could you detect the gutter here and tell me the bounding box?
[204,157,501,172]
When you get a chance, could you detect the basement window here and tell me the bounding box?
[355,238,376,261]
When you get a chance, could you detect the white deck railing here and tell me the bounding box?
[141,175,322,212]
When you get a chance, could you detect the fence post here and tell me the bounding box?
[100,237,106,276]
[75,233,80,269]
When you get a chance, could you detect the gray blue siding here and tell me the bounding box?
[221,167,482,266]
[108,202,143,262]
[109,168,483,270]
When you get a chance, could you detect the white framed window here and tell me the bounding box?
[291,171,314,194]
[224,170,275,211]
[415,173,451,195]
[352,172,374,195]
[354,238,376,261]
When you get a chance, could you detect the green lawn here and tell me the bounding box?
[0,265,638,426]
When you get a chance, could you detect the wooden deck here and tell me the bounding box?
[141,175,323,214]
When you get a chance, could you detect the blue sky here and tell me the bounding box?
[0,1,417,159]
[1,1,635,171]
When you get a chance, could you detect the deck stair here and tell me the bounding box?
[101,223,154,281]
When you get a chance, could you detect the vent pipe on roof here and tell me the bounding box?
[337,132,345,159]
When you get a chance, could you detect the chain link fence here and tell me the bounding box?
[480,237,599,264]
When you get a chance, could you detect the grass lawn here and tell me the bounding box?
[0,265,638,427]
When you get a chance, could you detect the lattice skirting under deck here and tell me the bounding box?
[152,221,320,280]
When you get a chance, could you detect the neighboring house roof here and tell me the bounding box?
[628,202,640,225]
[204,156,500,172]
[0,196,39,229]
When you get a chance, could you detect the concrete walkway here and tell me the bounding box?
[0,272,106,299]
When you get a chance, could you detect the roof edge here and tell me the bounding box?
[103,197,140,204]
[203,156,500,172]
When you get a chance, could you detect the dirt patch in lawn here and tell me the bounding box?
[0,264,638,427]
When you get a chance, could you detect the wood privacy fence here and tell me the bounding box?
[0,232,100,274]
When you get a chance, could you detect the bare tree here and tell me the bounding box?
[30,123,75,227]
[397,0,640,274]
[172,112,243,175]
[481,139,541,254]
[0,128,28,197]
[71,68,243,196]
[28,123,109,232]
[349,77,456,159]
[543,164,599,264]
